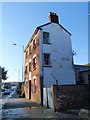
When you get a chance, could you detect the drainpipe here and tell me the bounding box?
[39,28,43,106]
[51,73,58,85]
[40,76,43,106]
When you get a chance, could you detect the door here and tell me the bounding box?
[29,80,31,99]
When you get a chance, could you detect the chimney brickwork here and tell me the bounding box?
[48,12,59,24]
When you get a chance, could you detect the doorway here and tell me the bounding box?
[29,80,31,99]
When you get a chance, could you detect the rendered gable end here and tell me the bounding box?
[39,22,75,87]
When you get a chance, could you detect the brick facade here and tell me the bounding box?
[52,84,90,112]
[24,31,41,103]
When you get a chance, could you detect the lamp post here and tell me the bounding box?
[14,69,20,83]
[13,43,24,90]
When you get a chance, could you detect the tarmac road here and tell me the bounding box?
[1,90,89,119]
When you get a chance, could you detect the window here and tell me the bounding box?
[26,50,28,58]
[43,32,49,44]
[33,38,36,49]
[25,65,28,73]
[44,53,51,65]
[29,62,31,71]
[34,79,36,94]
[26,80,28,93]
[29,46,31,55]
[33,57,36,69]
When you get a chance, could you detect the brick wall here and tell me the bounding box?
[24,31,41,103]
[52,84,90,112]
[31,76,40,103]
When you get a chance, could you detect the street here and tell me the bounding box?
[1,90,89,119]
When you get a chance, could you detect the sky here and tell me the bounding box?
[0,2,88,82]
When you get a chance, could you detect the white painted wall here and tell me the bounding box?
[39,23,75,87]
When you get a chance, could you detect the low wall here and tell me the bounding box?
[52,84,90,112]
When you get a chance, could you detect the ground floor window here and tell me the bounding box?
[26,80,28,93]
[34,79,36,94]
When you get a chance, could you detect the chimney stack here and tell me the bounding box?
[48,12,59,24]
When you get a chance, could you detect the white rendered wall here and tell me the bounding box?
[39,23,76,87]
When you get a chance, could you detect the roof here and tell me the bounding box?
[24,22,71,51]
[74,64,90,72]
[38,22,72,36]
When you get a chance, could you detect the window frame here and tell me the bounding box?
[29,45,32,55]
[34,79,36,94]
[43,53,51,66]
[29,62,31,72]
[26,50,28,58]
[43,32,50,44]
[33,57,36,70]
[25,65,28,73]
[33,38,36,49]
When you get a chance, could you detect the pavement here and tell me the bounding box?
[1,90,90,120]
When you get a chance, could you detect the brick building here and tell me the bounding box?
[24,12,75,105]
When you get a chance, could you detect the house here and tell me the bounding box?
[74,64,90,84]
[24,12,76,105]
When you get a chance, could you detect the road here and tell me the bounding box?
[0,89,17,120]
[1,90,89,119]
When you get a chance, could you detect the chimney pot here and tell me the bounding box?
[48,12,59,24]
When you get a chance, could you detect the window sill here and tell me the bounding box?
[43,65,52,67]
[33,68,36,71]
[43,43,51,45]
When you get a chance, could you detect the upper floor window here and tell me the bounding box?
[43,32,50,44]
[29,62,31,72]
[25,65,28,73]
[44,53,51,65]
[26,50,28,58]
[33,57,36,69]
[29,45,31,55]
[33,38,36,49]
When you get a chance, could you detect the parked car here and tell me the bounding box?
[1,88,5,92]
[4,89,11,95]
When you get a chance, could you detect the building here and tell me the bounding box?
[24,12,76,104]
[74,64,90,84]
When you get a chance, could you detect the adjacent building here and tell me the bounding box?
[74,64,90,84]
[24,12,76,104]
